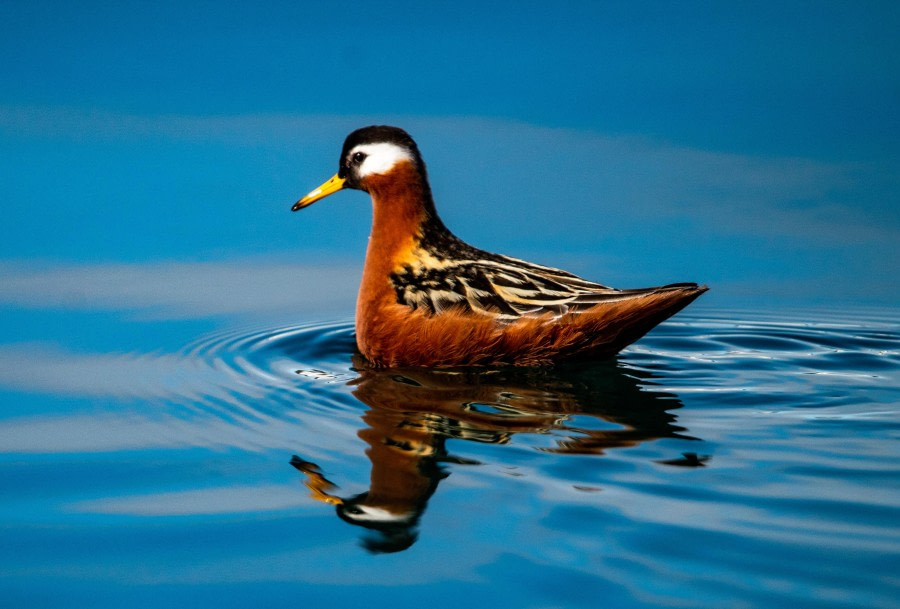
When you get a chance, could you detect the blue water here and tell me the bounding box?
[1,306,898,608]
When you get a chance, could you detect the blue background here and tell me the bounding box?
[1,0,898,314]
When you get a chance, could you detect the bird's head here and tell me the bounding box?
[292,125,424,211]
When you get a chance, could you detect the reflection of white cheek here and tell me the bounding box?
[347,505,415,524]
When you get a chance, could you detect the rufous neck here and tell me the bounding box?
[363,161,448,258]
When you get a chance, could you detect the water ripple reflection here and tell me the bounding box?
[157,310,889,557]
[2,309,898,606]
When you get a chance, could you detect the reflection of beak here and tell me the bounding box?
[290,456,344,506]
[291,174,346,211]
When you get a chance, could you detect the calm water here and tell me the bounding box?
[1,306,898,608]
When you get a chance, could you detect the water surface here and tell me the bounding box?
[1,307,898,608]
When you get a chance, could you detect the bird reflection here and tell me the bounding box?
[292,356,702,553]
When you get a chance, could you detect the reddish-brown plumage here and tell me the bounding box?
[357,286,705,367]
[355,162,430,361]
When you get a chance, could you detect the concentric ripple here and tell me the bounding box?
[167,319,359,420]
[623,310,900,413]
[181,319,357,385]
[155,309,900,448]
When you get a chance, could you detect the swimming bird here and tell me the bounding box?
[292,126,706,368]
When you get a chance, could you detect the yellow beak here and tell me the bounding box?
[291,174,346,211]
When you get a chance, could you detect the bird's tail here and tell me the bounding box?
[568,282,708,359]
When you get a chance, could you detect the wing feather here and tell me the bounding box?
[392,245,691,319]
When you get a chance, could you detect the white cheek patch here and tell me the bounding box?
[352,143,414,177]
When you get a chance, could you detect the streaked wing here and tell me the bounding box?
[392,252,643,319]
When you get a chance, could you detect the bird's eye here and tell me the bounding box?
[352,151,366,164]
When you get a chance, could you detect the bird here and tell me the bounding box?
[292,125,707,368]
